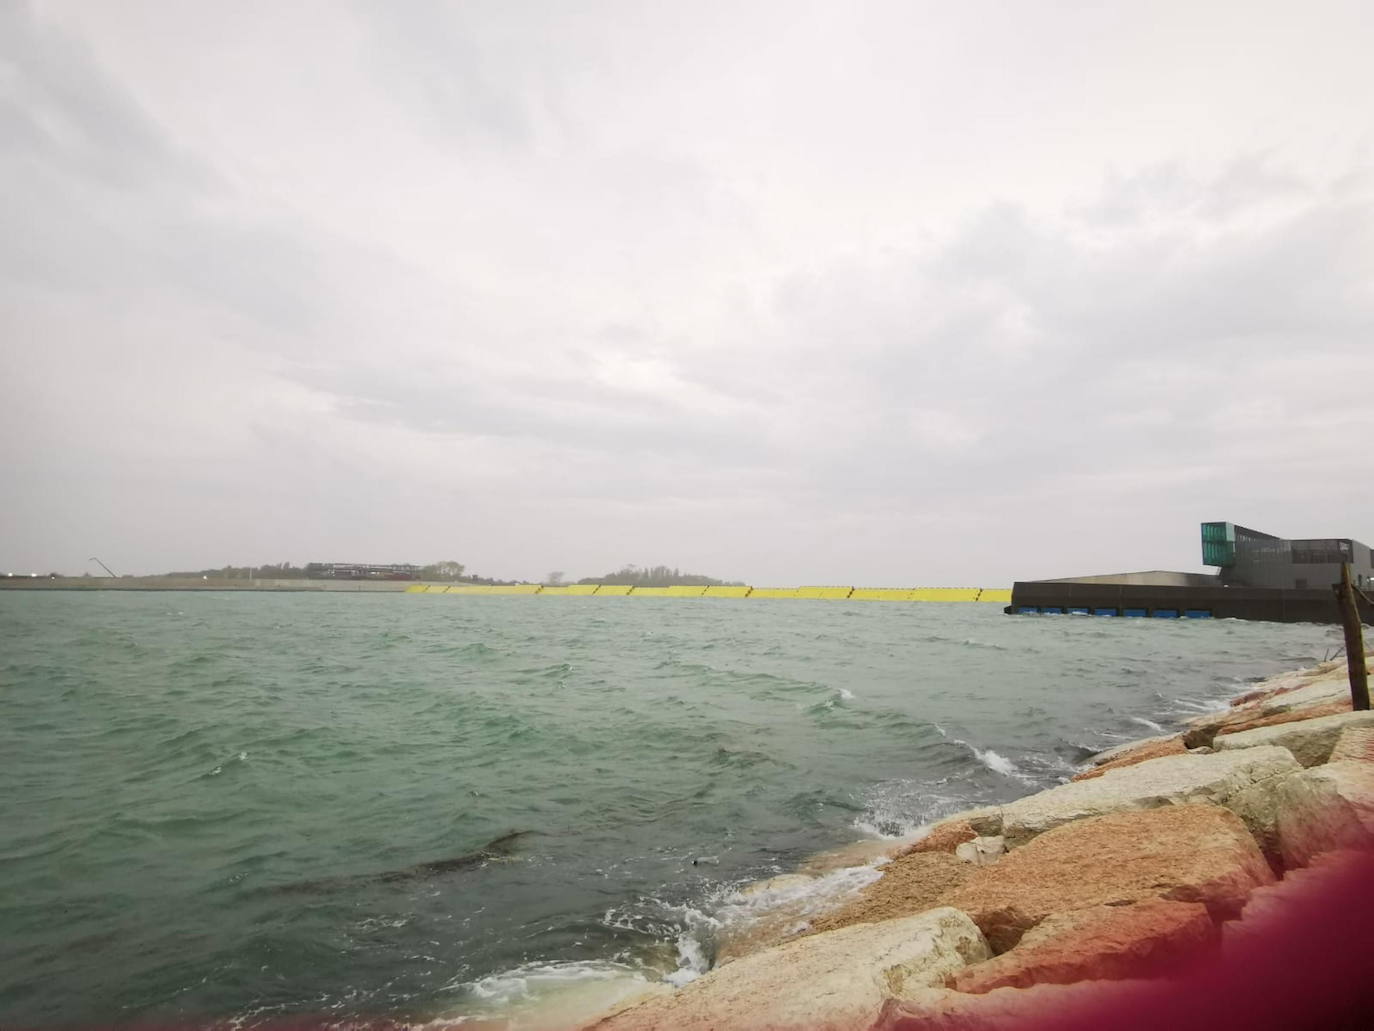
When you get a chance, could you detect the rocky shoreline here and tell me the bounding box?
[582,652,1374,1029]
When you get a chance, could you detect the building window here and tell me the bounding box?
[1291,539,1351,565]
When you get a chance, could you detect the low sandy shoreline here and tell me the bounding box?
[576,651,1374,1029]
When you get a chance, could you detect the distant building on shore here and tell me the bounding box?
[1038,522,1373,591]
[306,563,420,581]
[1008,521,1373,624]
[1201,522,1373,591]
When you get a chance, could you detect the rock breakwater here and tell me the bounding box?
[583,650,1374,1030]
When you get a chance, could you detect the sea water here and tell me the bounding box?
[0,591,1339,1027]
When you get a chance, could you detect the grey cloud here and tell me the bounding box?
[1079,158,1311,227]
[0,3,326,336]
[0,2,208,192]
[354,0,566,149]
[751,171,1374,513]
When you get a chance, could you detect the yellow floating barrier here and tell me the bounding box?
[702,585,751,598]
[443,584,541,595]
[408,582,1011,602]
[797,586,854,600]
[749,587,799,598]
[910,588,982,602]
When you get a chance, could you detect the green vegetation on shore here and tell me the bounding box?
[575,564,743,588]
[144,560,740,588]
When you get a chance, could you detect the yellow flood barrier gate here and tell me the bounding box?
[703,585,752,598]
[411,583,1008,601]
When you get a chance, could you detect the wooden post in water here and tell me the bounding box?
[1334,563,1370,711]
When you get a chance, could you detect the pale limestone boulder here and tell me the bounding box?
[1184,698,1350,748]
[954,836,1005,867]
[1224,777,1288,864]
[874,980,1157,1031]
[943,805,1272,952]
[1182,671,1357,746]
[1233,674,1355,715]
[1227,671,1322,707]
[1207,699,1352,743]
[1329,724,1374,763]
[1073,735,1188,781]
[1212,709,1374,767]
[1085,733,1177,767]
[959,806,1006,837]
[1269,760,1374,868]
[996,747,1301,848]
[592,908,991,1031]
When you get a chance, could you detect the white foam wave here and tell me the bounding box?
[665,934,708,987]
[717,865,880,923]
[445,957,657,1028]
[961,637,1007,650]
[1129,716,1165,733]
[1091,730,1136,743]
[1169,696,1227,714]
[465,959,638,1004]
[944,730,1037,786]
[837,687,855,700]
[638,862,887,992]
[854,774,981,839]
[207,751,249,777]
[1020,752,1083,782]
[645,897,724,987]
[853,817,912,839]
[970,746,1034,783]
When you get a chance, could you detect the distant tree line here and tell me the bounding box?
[577,564,742,588]
[153,559,526,585]
[148,559,734,588]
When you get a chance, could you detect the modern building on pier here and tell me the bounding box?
[1201,522,1373,591]
[1006,521,1373,623]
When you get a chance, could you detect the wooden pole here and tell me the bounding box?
[1334,563,1370,711]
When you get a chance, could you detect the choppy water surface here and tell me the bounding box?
[0,592,1338,1027]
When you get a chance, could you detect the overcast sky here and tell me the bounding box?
[3,0,1372,584]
